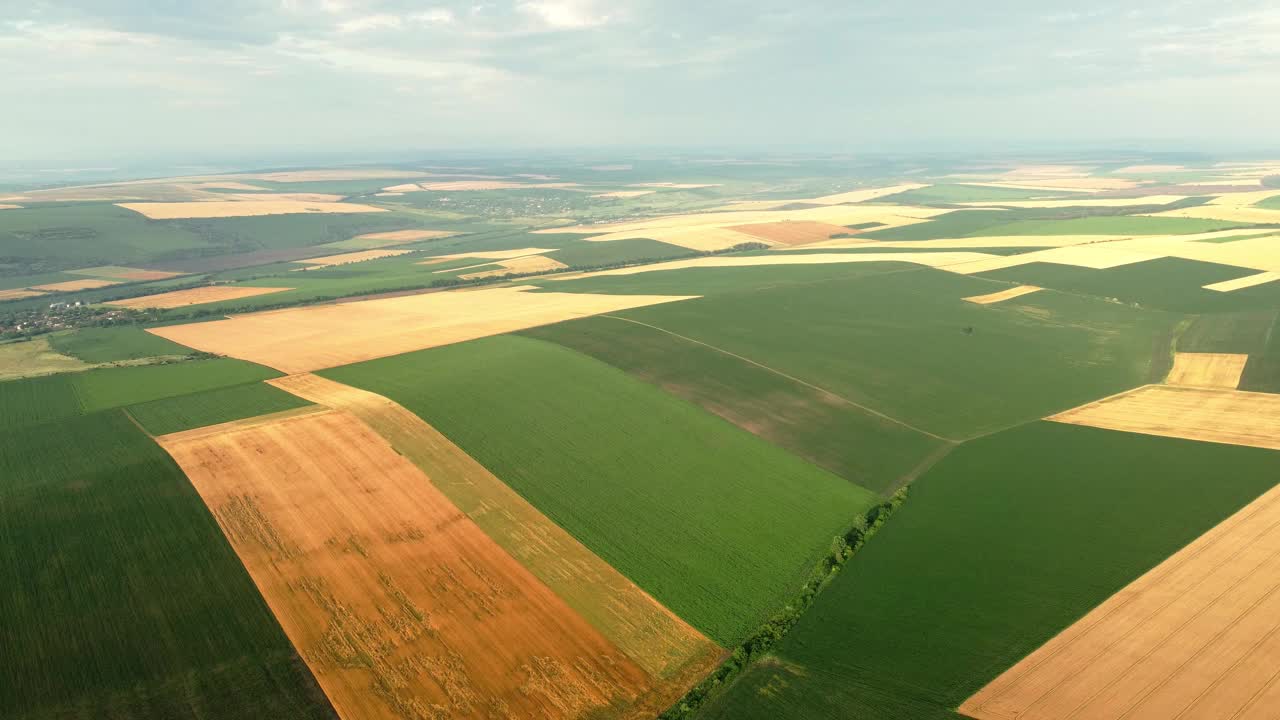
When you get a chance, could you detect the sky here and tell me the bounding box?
[2,0,1280,167]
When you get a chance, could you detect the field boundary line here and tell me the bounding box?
[598,314,958,443]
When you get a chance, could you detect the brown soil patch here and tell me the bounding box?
[116,201,387,219]
[1048,385,1280,451]
[1205,272,1280,292]
[963,285,1043,305]
[109,285,293,309]
[158,409,654,720]
[67,266,184,281]
[458,255,568,280]
[1167,353,1249,389]
[728,221,853,246]
[147,285,697,374]
[294,250,411,269]
[960,481,1280,720]
[269,374,722,692]
[0,288,48,301]
[28,278,122,292]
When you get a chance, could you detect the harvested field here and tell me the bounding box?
[418,181,580,191]
[0,203,22,209]
[458,255,568,280]
[785,235,1126,251]
[28,278,121,292]
[1205,271,1280,292]
[629,182,719,189]
[417,247,557,265]
[964,178,1141,192]
[958,194,1186,208]
[807,183,930,204]
[557,251,997,279]
[541,204,947,241]
[116,201,387,219]
[729,220,853,245]
[158,409,654,720]
[963,285,1042,305]
[1166,352,1249,388]
[0,336,89,381]
[147,285,696,373]
[269,373,721,688]
[960,480,1280,720]
[1049,385,1280,450]
[0,288,46,301]
[593,226,763,251]
[293,249,411,268]
[592,190,656,198]
[946,246,1163,275]
[1114,164,1186,173]
[67,265,184,281]
[352,229,457,243]
[109,285,293,309]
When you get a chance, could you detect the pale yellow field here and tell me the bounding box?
[183,181,271,191]
[962,178,1141,192]
[417,247,557,265]
[730,220,855,245]
[294,249,411,268]
[1048,385,1280,451]
[961,481,1280,720]
[1113,163,1186,173]
[66,265,183,281]
[946,246,1162,275]
[957,194,1186,209]
[269,373,722,689]
[785,234,1125,251]
[28,278,122,292]
[117,200,387,219]
[0,203,22,210]
[225,192,346,203]
[1204,271,1280,292]
[418,181,581,191]
[1143,188,1280,224]
[381,183,423,192]
[0,288,47,301]
[159,409,657,720]
[147,285,697,373]
[559,251,998,280]
[109,285,293,309]
[629,182,720,189]
[592,190,656,198]
[1166,352,1248,389]
[804,183,929,204]
[963,285,1042,305]
[373,191,403,196]
[458,255,568,280]
[0,336,89,381]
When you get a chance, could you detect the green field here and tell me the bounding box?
[862,208,1243,241]
[49,326,193,363]
[974,214,1243,236]
[1239,311,1280,393]
[0,373,83,430]
[535,260,910,296]
[0,204,207,272]
[0,410,336,720]
[548,268,1175,439]
[1255,194,1280,210]
[1176,310,1277,354]
[879,184,1058,205]
[545,237,692,266]
[978,258,1280,313]
[698,422,1280,719]
[127,382,313,435]
[523,315,946,494]
[321,334,876,645]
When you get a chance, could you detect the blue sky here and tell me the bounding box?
[3,1,1279,165]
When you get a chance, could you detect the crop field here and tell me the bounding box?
[544,237,691,266]
[0,373,83,429]
[268,373,721,689]
[110,284,295,309]
[158,409,665,720]
[522,315,947,493]
[49,325,192,363]
[128,381,314,435]
[0,203,208,271]
[862,210,1243,242]
[0,337,90,381]
[150,285,697,373]
[74,357,282,412]
[561,268,1176,439]
[698,422,1280,720]
[1165,351,1249,387]
[962,481,1280,720]
[0,410,335,719]
[1049,385,1280,450]
[321,335,876,645]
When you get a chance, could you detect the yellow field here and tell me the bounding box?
[558,251,998,280]
[0,288,47,301]
[1113,164,1186,173]
[28,278,122,292]
[294,249,412,268]
[1143,189,1280,224]
[147,285,697,373]
[729,221,854,245]
[66,265,184,281]
[1204,271,1280,292]
[783,235,1125,251]
[1049,385,1280,451]
[0,203,22,209]
[592,190,656,198]
[458,255,568,280]
[269,373,722,687]
[1166,352,1248,389]
[417,247,557,265]
[961,481,1280,720]
[117,200,387,219]
[158,409,657,720]
[957,195,1186,209]
[0,337,90,381]
[109,285,293,309]
[960,178,1141,192]
[947,246,1161,275]
[962,285,1043,305]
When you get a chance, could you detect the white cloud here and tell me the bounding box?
[517,0,609,30]
[336,13,403,33]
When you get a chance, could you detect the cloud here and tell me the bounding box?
[517,1,611,30]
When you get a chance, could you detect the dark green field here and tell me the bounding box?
[862,209,1242,241]
[0,204,206,272]
[1176,310,1278,354]
[127,382,312,435]
[698,422,1280,720]
[548,268,1175,439]
[0,374,83,430]
[49,326,193,363]
[879,183,1058,205]
[0,411,336,720]
[535,260,910,296]
[321,334,876,645]
[523,315,946,494]
[978,258,1280,313]
[544,237,691,266]
[1239,311,1280,393]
